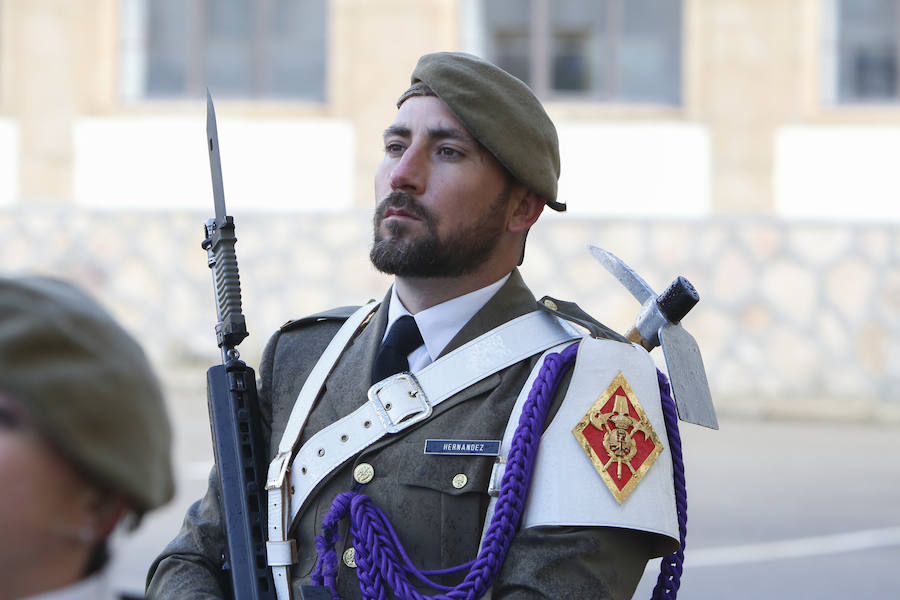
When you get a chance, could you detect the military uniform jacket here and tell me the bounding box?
[147,270,661,599]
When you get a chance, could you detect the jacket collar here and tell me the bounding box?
[438,268,538,358]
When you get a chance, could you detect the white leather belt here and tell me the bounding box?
[265,305,580,600]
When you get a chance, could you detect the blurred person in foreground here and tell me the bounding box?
[0,276,174,600]
[149,52,679,599]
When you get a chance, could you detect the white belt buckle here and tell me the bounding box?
[368,372,432,433]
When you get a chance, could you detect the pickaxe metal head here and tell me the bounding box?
[589,245,718,430]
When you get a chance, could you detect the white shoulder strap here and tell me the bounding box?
[265,301,377,600]
[268,301,379,486]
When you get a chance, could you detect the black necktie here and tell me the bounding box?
[372,315,424,384]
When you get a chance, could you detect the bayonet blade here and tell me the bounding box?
[660,324,719,429]
[588,245,656,304]
[206,89,226,224]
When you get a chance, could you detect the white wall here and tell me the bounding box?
[555,122,711,217]
[73,117,355,212]
[775,125,900,221]
[0,120,19,206]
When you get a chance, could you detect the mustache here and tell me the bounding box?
[376,191,429,221]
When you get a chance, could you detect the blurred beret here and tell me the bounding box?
[0,276,174,513]
[399,52,564,211]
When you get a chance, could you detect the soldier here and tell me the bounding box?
[148,52,679,599]
[0,276,174,600]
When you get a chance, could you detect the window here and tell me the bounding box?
[831,0,900,103]
[480,0,681,103]
[120,0,327,101]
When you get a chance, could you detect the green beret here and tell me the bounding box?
[400,52,564,211]
[0,276,174,513]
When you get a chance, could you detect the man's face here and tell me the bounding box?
[0,393,100,582]
[371,95,512,278]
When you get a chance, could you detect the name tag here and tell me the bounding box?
[424,439,501,456]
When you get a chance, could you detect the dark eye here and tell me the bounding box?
[0,406,22,430]
[439,147,461,158]
[385,142,404,155]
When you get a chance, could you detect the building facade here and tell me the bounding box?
[1,0,898,420]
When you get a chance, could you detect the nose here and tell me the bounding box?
[389,145,426,194]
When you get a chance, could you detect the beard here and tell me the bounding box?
[369,186,510,278]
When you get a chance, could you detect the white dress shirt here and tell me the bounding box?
[382,273,511,373]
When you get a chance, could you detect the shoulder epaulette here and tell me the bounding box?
[537,296,629,343]
[280,304,368,333]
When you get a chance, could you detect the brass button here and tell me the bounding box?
[342,547,357,568]
[452,473,468,489]
[354,463,375,484]
[542,298,558,311]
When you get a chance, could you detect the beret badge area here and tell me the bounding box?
[572,371,664,504]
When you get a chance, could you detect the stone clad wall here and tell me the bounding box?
[2,207,897,422]
[526,218,900,422]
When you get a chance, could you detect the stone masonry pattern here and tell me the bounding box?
[2,207,898,422]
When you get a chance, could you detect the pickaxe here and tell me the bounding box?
[589,245,718,430]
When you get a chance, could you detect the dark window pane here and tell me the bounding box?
[146,0,191,96]
[837,0,899,101]
[553,31,591,91]
[482,0,681,103]
[205,0,254,97]
[484,0,531,85]
[494,31,531,85]
[140,0,326,100]
[620,0,681,103]
[551,0,606,95]
[484,0,531,29]
[266,0,327,100]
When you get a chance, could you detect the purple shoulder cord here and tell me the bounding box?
[311,345,687,600]
[651,370,687,599]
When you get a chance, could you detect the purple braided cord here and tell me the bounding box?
[650,370,687,599]
[311,343,580,600]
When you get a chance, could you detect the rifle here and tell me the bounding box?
[202,92,331,600]
[202,91,275,600]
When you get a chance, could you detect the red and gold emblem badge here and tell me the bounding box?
[572,372,664,503]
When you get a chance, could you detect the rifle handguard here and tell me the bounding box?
[203,216,249,350]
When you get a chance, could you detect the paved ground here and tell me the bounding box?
[633,419,900,599]
[110,382,900,598]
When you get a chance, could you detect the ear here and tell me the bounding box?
[506,189,545,234]
[71,487,129,543]
[90,495,129,540]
